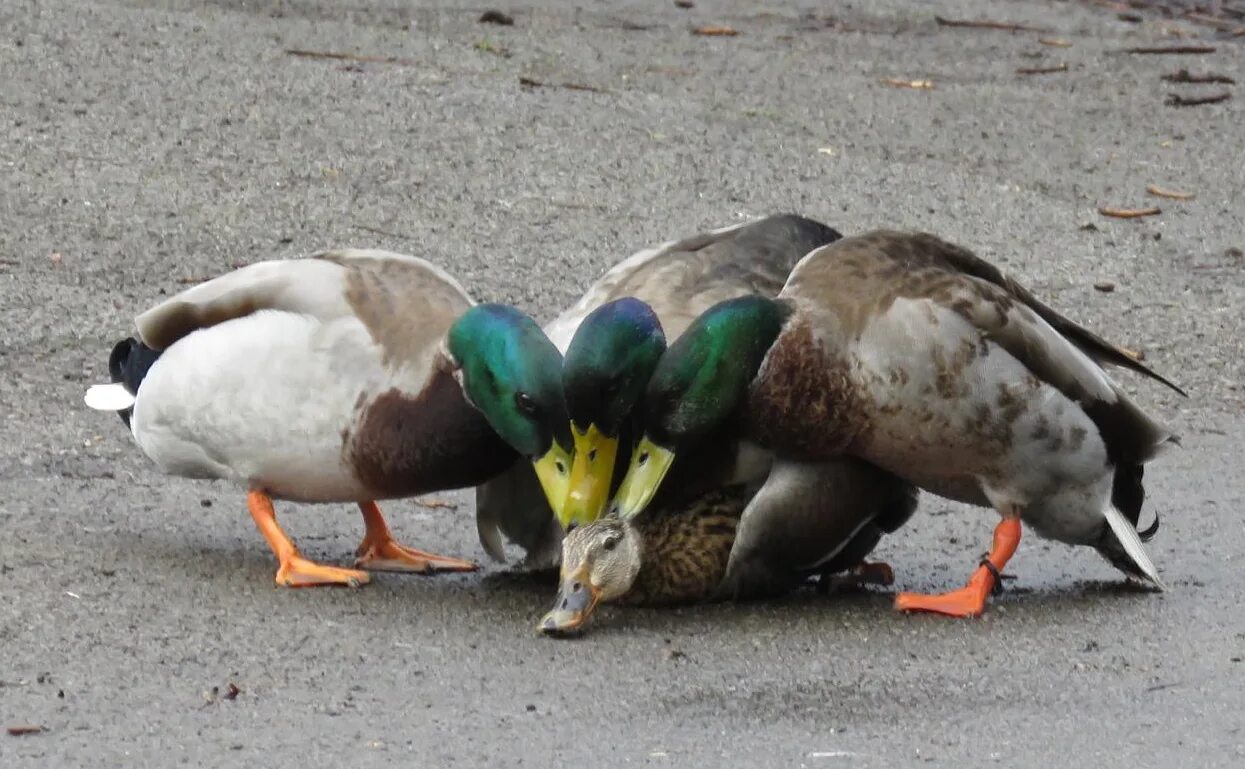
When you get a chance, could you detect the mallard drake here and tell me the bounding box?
[604,230,1185,618]
[85,249,574,588]
[556,213,847,525]
[540,458,915,633]
[475,213,850,568]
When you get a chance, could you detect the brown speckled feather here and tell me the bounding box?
[621,488,748,606]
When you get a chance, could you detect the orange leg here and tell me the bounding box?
[247,491,370,588]
[895,516,1022,618]
[354,501,477,574]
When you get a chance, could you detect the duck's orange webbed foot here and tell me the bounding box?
[354,501,478,574]
[247,490,371,588]
[276,556,371,588]
[895,517,1022,618]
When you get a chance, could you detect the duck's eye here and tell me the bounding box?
[515,392,538,416]
[637,451,650,467]
[603,535,619,552]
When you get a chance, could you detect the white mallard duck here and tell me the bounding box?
[85,249,575,588]
[595,230,1185,618]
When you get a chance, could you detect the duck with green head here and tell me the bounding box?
[476,213,850,569]
[86,249,575,588]
[594,230,1185,619]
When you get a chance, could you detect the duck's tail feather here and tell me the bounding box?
[1103,505,1167,591]
[84,337,162,427]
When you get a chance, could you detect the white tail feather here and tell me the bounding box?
[1104,505,1167,591]
[84,383,136,412]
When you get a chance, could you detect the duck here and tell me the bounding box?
[476,213,857,569]
[85,249,575,588]
[536,216,923,632]
[540,458,916,634]
[598,230,1185,618]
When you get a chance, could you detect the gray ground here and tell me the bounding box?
[2,0,1243,766]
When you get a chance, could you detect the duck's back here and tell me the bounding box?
[547,214,842,350]
[126,250,500,502]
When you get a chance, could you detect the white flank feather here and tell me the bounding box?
[1104,505,1167,591]
[84,383,136,412]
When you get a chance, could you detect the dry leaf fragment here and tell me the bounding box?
[1146,185,1194,200]
[880,77,934,89]
[934,16,1044,32]
[1166,91,1231,107]
[1099,206,1162,219]
[1017,63,1068,75]
[1121,45,1216,54]
[692,25,738,36]
[285,49,416,66]
[1039,38,1073,47]
[816,147,836,156]
[1093,281,1116,293]
[49,251,63,265]
[1162,69,1235,85]
[224,683,241,701]
[7,725,45,736]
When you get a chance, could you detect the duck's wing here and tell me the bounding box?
[793,231,1177,465]
[135,249,473,352]
[547,213,843,350]
[717,458,918,601]
[906,232,1184,396]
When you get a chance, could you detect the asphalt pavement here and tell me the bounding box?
[1,1,1243,767]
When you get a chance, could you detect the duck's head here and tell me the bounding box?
[539,517,641,635]
[612,296,790,519]
[560,298,667,529]
[447,304,574,517]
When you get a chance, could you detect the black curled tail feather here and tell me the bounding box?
[108,337,161,427]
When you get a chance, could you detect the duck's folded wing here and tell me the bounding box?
[135,249,473,351]
[718,458,917,601]
[474,460,562,569]
[933,266,1176,465]
[913,233,1186,396]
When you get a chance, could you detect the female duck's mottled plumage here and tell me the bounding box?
[541,455,916,633]
[614,229,1183,618]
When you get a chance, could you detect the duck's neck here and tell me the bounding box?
[348,368,518,499]
[620,490,746,606]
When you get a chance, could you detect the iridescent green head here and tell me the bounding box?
[561,298,667,529]
[612,295,790,518]
[447,304,573,515]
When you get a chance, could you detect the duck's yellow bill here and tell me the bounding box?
[561,423,619,529]
[532,442,573,521]
[610,436,675,519]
